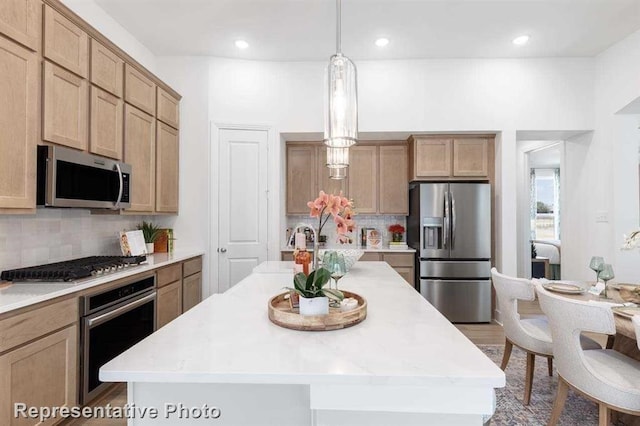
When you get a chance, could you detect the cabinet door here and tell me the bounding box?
[90,86,123,160]
[0,37,37,210]
[0,325,77,426]
[286,145,317,214]
[43,61,88,150]
[156,122,179,213]
[43,5,88,78]
[348,145,378,214]
[182,272,202,313]
[157,87,179,129]
[124,104,155,212]
[157,280,182,328]
[317,146,347,197]
[90,39,123,97]
[452,138,489,177]
[125,63,155,116]
[0,0,41,51]
[379,144,408,214]
[395,267,415,287]
[414,138,452,177]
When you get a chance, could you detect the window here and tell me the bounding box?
[531,168,560,240]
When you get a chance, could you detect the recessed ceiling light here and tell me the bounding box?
[375,38,390,47]
[235,40,249,49]
[512,35,530,46]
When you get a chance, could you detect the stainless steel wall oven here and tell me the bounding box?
[80,274,156,403]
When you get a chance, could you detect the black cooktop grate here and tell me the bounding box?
[1,255,147,282]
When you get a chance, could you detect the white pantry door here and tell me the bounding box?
[218,128,269,292]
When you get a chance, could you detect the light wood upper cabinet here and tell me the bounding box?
[90,39,123,97]
[156,122,179,213]
[124,104,155,212]
[90,86,123,160]
[453,138,489,177]
[411,137,452,179]
[125,63,156,116]
[409,136,492,180]
[348,145,378,214]
[379,145,408,215]
[44,5,88,78]
[0,0,41,51]
[286,145,317,214]
[317,146,347,197]
[157,280,182,329]
[157,87,179,129]
[0,37,37,210]
[0,325,77,425]
[182,272,202,313]
[43,61,88,150]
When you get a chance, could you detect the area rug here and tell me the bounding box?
[479,344,629,426]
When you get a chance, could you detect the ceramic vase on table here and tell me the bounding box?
[392,232,403,242]
[299,296,329,316]
[146,243,154,254]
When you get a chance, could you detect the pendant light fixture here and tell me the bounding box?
[329,166,348,180]
[324,0,358,149]
[326,146,349,168]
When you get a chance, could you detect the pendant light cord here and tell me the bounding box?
[336,0,342,54]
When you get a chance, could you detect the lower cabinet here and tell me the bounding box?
[182,272,202,313]
[0,325,77,425]
[157,280,182,329]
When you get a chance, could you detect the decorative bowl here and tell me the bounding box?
[318,249,364,271]
[618,285,640,304]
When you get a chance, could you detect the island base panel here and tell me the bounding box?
[128,382,491,425]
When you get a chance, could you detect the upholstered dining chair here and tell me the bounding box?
[535,284,640,426]
[491,268,600,405]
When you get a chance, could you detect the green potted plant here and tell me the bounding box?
[137,221,162,254]
[286,268,344,316]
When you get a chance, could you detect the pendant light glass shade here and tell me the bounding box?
[324,54,358,148]
[329,166,348,180]
[326,146,349,168]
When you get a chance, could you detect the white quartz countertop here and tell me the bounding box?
[0,249,204,315]
[101,261,504,389]
[281,247,416,253]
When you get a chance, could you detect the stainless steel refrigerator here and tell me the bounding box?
[407,183,492,323]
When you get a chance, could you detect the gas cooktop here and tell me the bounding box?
[1,255,147,282]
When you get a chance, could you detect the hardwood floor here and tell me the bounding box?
[61,384,127,426]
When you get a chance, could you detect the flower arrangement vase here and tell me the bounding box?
[145,243,154,254]
[392,233,403,242]
[299,296,329,316]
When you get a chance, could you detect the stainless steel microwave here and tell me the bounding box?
[37,145,131,209]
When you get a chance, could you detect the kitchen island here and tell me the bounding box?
[101,262,504,425]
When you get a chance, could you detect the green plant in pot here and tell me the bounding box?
[137,221,162,254]
[286,268,344,316]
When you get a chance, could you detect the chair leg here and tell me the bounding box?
[598,404,610,426]
[500,339,513,370]
[547,357,553,376]
[548,376,569,426]
[524,352,536,405]
[606,335,615,349]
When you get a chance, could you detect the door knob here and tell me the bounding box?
[220,248,227,253]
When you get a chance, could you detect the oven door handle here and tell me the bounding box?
[87,292,156,327]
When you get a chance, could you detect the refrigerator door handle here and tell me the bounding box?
[450,191,456,249]
[443,191,449,249]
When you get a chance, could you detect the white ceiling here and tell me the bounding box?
[529,143,562,168]
[94,0,640,61]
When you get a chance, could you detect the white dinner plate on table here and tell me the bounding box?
[542,282,585,294]
[611,306,640,319]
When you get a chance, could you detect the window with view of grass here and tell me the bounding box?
[531,168,560,240]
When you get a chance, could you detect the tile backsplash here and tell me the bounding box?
[0,209,172,270]
[285,215,407,249]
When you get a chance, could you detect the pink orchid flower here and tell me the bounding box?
[334,215,348,234]
[325,194,341,217]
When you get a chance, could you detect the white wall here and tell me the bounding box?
[62,0,157,73]
[206,57,595,277]
[559,29,640,282]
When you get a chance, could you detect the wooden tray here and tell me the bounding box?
[268,290,367,331]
